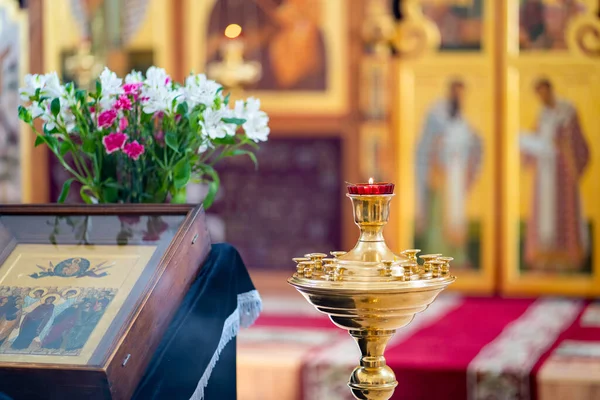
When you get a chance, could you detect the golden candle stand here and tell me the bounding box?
[288,192,455,400]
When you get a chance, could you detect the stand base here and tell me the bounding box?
[348,329,398,400]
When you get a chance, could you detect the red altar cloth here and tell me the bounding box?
[240,295,600,400]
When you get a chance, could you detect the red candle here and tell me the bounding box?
[347,178,395,195]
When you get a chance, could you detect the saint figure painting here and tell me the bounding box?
[519,78,591,272]
[0,286,116,356]
[415,80,483,268]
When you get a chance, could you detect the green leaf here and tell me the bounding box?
[222,117,246,125]
[50,98,61,117]
[173,159,191,189]
[224,93,230,106]
[165,132,179,153]
[101,185,119,203]
[76,89,86,104]
[34,135,45,147]
[176,102,189,116]
[95,80,102,96]
[45,135,59,152]
[57,178,75,203]
[201,165,220,210]
[59,140,71,156]
[230,149,258,169]
[83,138,96,153]
[190,110,201,132]
[80,186,95,204]
[216,86,224,94]
[212,136,236,145]
[18,105,32,123]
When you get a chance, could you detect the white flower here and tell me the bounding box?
[125,70,143,84]
[142,86,182,114]
[200,108,236,140]
[233,99,245,119]
[62,84,78,107]
[198,140,212,154]
[28,102,46,119]
[243,111,270,142]
[184,74,221,108]
[145,66,170,88]
[245,97,262,113]
[42,72,65,98]
[19,74,46,101]
[99,67,123,109]
[234,97,270,143]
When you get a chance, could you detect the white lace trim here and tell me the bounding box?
[467,298,583,400]
[189,289,262,400]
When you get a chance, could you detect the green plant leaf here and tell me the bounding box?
[59,140,71,156]
[165,132,179,153]
[173,158,191,189]
[34,135,45,147]
[83,138,96,153]
[230,149,258,169]
[18,105,32,123]
[176,102,189,116]
[80,186,95,204]
[76,89,86,104]
[212,136,236,145]
[43,135,59,152]
[222,117,245,125]
[201,165,220,209]
[95,80,102,96]
[57,178,75,203]
[101,185,119,203]
[50,98,61,117]
[190,110,201,132]
[224,93,230,106]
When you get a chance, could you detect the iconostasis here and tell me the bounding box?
[392,0,599,296]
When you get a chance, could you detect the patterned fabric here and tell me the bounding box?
[467,298,584,400]
[207,138,343,270]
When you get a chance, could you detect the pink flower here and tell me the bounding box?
[123,83,142,95]
[124,140,145,160]
[118,117,129,132]
[90,106,96,113]
[98,109,118,129]
[115,95,132,111]
[102,132,128,154]
[155,130,165,142]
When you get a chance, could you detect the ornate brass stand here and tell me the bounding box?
[288,193,455,400]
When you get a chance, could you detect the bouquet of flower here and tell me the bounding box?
[18,67,270,207]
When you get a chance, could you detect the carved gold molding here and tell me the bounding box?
[392,0,441,58]
[567,1,600,58]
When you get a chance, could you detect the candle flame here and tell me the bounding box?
[368,177,374,184]
[224,24,242,39]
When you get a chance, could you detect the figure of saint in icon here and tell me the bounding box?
[519,78,590,272]
[11,295,58,350]
[415,80,483,268]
